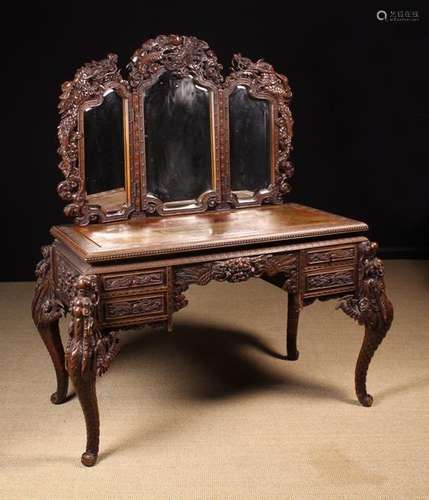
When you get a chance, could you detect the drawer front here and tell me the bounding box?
[305,246,355,266]
[305,268,355,293]
[102,269,165,292]
[103,294,166,322]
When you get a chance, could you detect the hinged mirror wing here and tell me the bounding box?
[58,54,134,225]
[128,35,223,215]
[223,55,294,207]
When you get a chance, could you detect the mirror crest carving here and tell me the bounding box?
[56,36,294,225]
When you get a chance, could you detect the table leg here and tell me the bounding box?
[337,241,393,406]
[32,246,68,404]
[66,275,101,466]
[286,293,300,360]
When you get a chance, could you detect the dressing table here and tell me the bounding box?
[32,35,393,466]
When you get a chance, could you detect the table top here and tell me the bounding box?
[51,203,368,263]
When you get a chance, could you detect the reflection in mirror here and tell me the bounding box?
[84,89,127,210]
[144,71,213,204]
[229,86,271,196]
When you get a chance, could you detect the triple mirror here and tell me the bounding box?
[59,36,292,224]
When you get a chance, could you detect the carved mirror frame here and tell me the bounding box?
[222,55,294,208]
[127,35,223,216]
[58,54,134,225]
[56,37,294,225]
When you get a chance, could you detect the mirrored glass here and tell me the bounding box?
[84,90,126,208]
[229,86,271,194]
[144,72,213,203]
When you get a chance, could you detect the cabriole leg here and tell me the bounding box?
[32,245,68,404]
[68,360,99,466]
[66,275,101,467]
[337,241,393,407]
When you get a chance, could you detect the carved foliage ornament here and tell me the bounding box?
[32,246,64,327]
[337,242,393,332]
[56,254,79,304]
[66,275,120,376]
[127,34,224,87]
[57,54,127,224]
[174,253,297,311]
[226,54,294,201]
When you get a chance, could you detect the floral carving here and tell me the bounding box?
[57,54,127,225]
[127,34,223,87]
[225,54,294,202]
[174,253,297,311]
[56,255,79,304]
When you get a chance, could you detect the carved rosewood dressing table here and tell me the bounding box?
[32,35,393,467]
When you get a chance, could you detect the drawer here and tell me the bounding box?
[102,269,166,292]
[103,293,166,322]
[305,245,355,267]
[304,268,355,293]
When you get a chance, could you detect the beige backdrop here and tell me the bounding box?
[1,260,428,499]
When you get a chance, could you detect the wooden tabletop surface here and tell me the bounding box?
[51,203,368,262]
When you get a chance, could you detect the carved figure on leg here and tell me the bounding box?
[65,275,120,466]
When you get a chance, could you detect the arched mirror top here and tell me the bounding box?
[127,34,224,89]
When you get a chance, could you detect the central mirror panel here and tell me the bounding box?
[229,85,272,199]
[83,89,129,211]
[144,71,214,207]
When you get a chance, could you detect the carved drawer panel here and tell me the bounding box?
[304,268,355,293]
[305,246,355,267]
[102,269,166,292]
[103,294,166,322]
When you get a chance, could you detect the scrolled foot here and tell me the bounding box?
[81,451,98,467]
[357,393,373,407]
